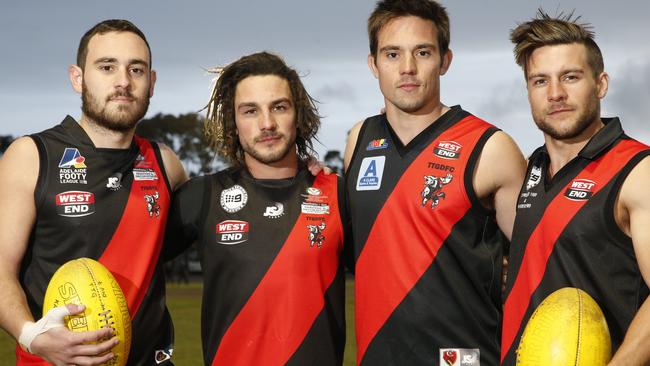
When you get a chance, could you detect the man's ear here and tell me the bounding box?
[368,53,379,79]
[440,49,453,76]
[149,69,157,97]
[69,65,83,94]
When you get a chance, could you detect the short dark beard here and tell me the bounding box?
[81,84,149,132]
[534,97,600,141]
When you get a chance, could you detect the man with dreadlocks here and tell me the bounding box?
[164,52,350,366]
[501,9,650,365]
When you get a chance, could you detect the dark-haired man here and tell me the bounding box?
[0,19,187,365]
[164,52,350,365]
[344,0,526,364]
[501,10,650,365]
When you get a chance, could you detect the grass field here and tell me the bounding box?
[0,278,356,365]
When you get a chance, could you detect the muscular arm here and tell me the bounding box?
[609,156,650,365]
[343,121,363,172]
[158,142,188,191]
[0,138,115,365]
[473,131,527,240]
[0,137,39,341]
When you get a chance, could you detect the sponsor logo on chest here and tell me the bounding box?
[356,156,386,191]
[216,220,249,245]
[366,138,388,150]
[434,141,462,160]
[301,187,330,214]
[58,148,88,184]
[564,178,596,201]
[220,185,248,213]
[55,191,95,217]
[263,202,284,218]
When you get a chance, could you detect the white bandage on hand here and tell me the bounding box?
[19,305,72,353]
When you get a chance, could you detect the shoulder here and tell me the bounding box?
[619,155,650,211]
[156,142,188,191]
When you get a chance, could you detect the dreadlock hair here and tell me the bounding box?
[511,8,603,78]
[204,52,320,167]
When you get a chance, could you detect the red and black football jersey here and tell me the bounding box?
[501,118,650,365]
[166,167,348,366]
[347,106,505,365]
[17,116,174,366]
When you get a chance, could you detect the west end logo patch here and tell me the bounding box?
[216,220,249,245]
[220,185,248,213]
[356,156,385,191]
[55,191,95,217]
[564,178,596,201]
[434,141,462,160]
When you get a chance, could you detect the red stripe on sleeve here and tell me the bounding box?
[211,173,343,366]
[500,139,647,362]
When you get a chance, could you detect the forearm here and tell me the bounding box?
[609,296,650,365]
[0,271,34,341]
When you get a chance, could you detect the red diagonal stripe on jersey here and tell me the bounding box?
[211,173,343,366]
[500,139,647,363]
[99,137,170,316]
[355,117,490,364]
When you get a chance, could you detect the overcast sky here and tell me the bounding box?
[2,1,648,156]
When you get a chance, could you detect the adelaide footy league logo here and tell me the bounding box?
[564,178,596,201]
[434,141,462,160]
[220,185,248,213]
[55,191,95,217]
[58,148,88,184]
[216,220,249,245]
[366,138,388,150]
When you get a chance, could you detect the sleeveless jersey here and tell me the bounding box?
[17,116,174,366]
[166,167,347,365]
[347,106,504,365]
[501,118,650,364]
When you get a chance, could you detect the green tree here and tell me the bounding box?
[136,113,224,176]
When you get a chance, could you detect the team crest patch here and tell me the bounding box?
[144,192,160,217]
[434,141,462,160]
[58,148,88,184]
[307,219,326,248]
[216,220,249,245]
[263,202,284,218]
[421,173,453,208]
[220,185,248,213]
[356,156,386,191]
[526,165,542,191]
[564,178,596,201]
[440,348,480,366]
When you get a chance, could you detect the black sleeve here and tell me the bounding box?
[162,176,209,261]
[337,174,355,274]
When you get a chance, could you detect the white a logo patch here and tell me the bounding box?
[356,156,385,191]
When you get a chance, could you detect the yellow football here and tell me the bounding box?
[516,287,611,365]
[43,258,131,366]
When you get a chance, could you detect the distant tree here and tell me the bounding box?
[136,113,224,176]
[0,135,14,155]
[324,150,343,175]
